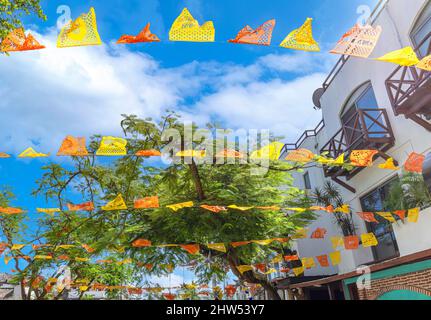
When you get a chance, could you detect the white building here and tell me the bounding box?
[274,0,431,300]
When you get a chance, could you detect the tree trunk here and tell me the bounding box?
[188,160,205,201]
[227,248,282,300]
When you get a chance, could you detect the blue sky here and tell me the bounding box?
[0,0,376,282]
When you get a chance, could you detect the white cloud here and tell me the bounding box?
[0,29,333,155]
[148,273,184,289]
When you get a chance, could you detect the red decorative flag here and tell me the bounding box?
[404,152,425,173]
[163,293,176,300]
[316,254,330,267]
[117,23,160,44]
[128,287,143,295]
[134,196,159,209]
[225,285,237,297]
[231,241,251,248]
[254,263,267,272]
[0,28,45,52]
[310,228,327,239]
[350,150,379,167]
[229,19,276,46]
[284,255,299,261]
[132,239,152,248]
[66,201,94,212]
[180,244,200,255]
[135,149,161,157]
[344,235,359,250]
[357,212,378,223]
[393,210,406,220]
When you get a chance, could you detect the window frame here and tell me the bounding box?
[410,2,431,58]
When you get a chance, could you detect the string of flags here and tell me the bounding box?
[1,135,428,174]
[1,7,430,71]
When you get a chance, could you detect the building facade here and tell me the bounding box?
[275,0,431,300]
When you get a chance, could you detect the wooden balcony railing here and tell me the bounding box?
[385,31,431,131]
[320,108,395,193]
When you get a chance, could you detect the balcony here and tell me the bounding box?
[385,31,431,131]
[279,120,325,157]
[320,109,395,193]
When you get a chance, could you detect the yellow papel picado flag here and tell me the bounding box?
[101,194,127,211]
[280,18,320,52]
[96,137,128,156]
[57,7,102,48]
[169,8,215,42]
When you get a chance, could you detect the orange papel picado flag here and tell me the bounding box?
[0,207,24,215]
[169,8,215,42]
[404,152,425,173]
[57,7,102,48]
[117,23,160,44]
[0,152,10,158]
[57,136,89,156]
[376,46,420,66]
[166,201,194,212]
[96,137,127,156]
[230,241,251,248]
[361,233,378,248]
[316,254,329,267]
[349,150,378,167]
[344,235,359,250]
[310,228,327,239]
[280,18,320,52]
[66,201,94,212]
[329,251,341,266]
[135,149,161,157]
[285,148,315,163]
[102,194,127,211]
[229,19,276,46]
[200,205,227,213]
[18,147,49,158]
[416,55,431,71]
[134,196,159,209]
[180,244,200,255]
[357,212,378,223]
[330,24,382,58]
[132,239,152,248]
[0,28,45,52]
[215,149,244,159]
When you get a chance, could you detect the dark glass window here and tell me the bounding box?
[303,172,311,190]
[411,2,431,58]
[360,177,400,263]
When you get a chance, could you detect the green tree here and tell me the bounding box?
[3,112,316,300]
[0,0,46,41]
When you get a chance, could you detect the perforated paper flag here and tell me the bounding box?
[231,241,251,248]
[376,46,420,66]
[378,158,399,170]
[316,254,329,267]
[301,257,316,269]
[361,233,378,247]
[285,148,315,163]
[200,205,227,213]
[229,19,275,46]
[330,236,344,249]
[176,150,206,157]
[57,7,102,48]
[292,266,305,276]
[96,137,127,156]
[357,212,378,223]
[134,196,159,209]
[117,23,160,44]
[344,235,359,250]
[310,228,327,239]
[215,149,244,159]
[237,265,253,274]
[0,207,24,215]
[180,244,200,255]
[18,147,49,158]
[166,201,194,212]
[416,55,431,71]
[376,212,395,223]
[228,205,254,211]
[66,201,94,212]
[280,18,320,52]
[102,194,127,211]
[169,8,215,42]
[135,149,161,157]
[404,152,425,173]
[350,150,378,167]
[37,208,61,215]
[132,239,152,247]
[250,142,284,160]
[57,136,89,156]
[0,152,10,158]
[0,28,45,52]
[330,24,382,58]
[407,208,419,223]
[329,251,341,266]
[207,243,227,253]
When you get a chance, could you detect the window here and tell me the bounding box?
[303,172,311,190]
[360,177,400,263]
[340,82,381,149]
[410,2,431,58]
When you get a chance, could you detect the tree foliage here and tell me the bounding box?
[0,0,46,41]
[1,113,316,300]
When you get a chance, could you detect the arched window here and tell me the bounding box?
[340,82,379,149]
[410,1,431,58]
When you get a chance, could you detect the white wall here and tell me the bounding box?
[288,0,431,275]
